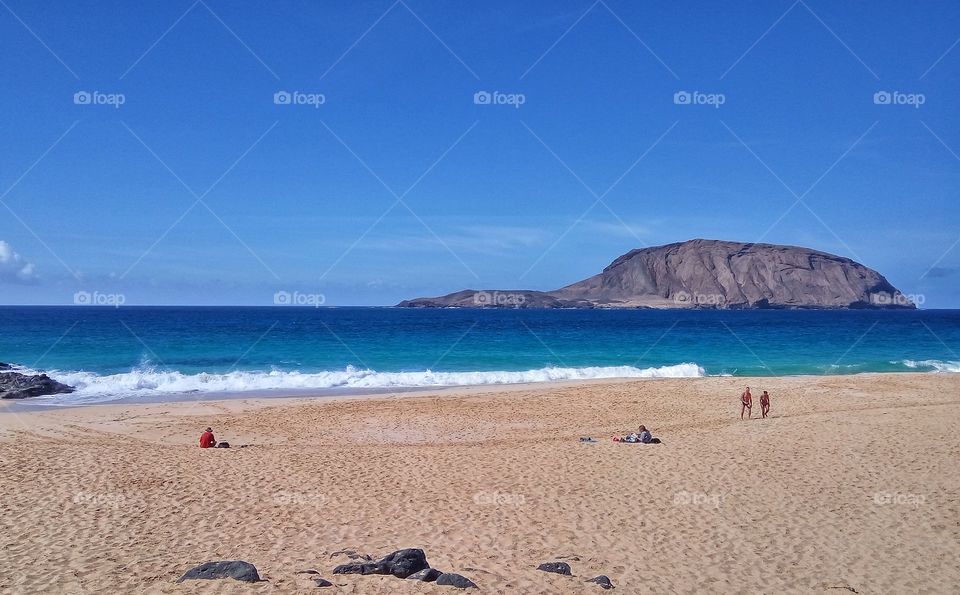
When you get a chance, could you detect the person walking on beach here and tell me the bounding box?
[760,390,771,418]
[199,427,216,448]
[740,387,752,420]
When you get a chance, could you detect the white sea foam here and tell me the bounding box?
[36,363,705,404]
[899,359,960,373]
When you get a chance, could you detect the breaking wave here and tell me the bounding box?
[898,359,960,373]
[38,363,706,404]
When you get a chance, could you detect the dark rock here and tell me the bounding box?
[216,441,230,448]
[0,362,13,371]
[0,371,74,399]
[333,548,428,578]
[176,560,260,583]
[586,575,615,589]
[373,548,429,578]
[407,568,442,582]
[398,239,915,310]
[314,578,333,587]
[537,562,572,575]
[332,563,377,575]
[435,572,478,588]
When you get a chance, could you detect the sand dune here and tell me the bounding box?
[1,373,958,594]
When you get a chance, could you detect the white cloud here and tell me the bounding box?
[0,241,38,284]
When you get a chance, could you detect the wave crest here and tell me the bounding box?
[899,359,960,373]
[41,363,705,403]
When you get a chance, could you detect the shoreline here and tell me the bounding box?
[2,369,956,412]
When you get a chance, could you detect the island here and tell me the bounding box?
[397,239,915,309]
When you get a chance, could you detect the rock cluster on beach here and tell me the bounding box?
[397,239,915,309]
[332,548,477,588]
[537,560,616,589]
[0,364,75,399]
[175,551,617,589]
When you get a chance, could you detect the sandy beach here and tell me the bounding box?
[1,373,958,594]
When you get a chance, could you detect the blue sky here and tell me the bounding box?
[1,0,959,306]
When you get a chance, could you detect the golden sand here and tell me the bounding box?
[0,373,958,594]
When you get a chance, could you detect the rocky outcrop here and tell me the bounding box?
[397,240,915,310]
[333,548,428,579]
[176,561,260,583]
[333,548,474,588]
[0,369,75,399]
[397,289,583,309]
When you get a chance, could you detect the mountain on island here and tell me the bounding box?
[396,239,915,310]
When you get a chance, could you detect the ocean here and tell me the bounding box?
[2,306,958,404]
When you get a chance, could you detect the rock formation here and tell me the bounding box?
[0,368,75,399]
[398,239,915,310]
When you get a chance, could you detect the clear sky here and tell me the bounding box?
[1,0,959,307]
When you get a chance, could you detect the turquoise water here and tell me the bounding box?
[1,307,958,403]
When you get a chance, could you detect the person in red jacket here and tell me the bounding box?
[199,427,216,448]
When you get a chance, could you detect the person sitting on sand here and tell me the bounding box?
[199,427,216,448]
[740,387,753,420]
[760,390,770,418]
[637,425,662,444]
[614,426,661,444]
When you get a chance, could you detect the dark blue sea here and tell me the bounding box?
[1,307,958,404]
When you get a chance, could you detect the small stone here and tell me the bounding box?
[314,578,333,587]
[586,575,615,589]
[537,562,572,576]
[176,560,260,583]
[407,568,442,582]
[435,573,477,588]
